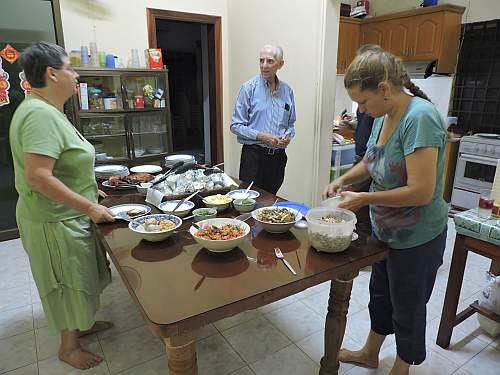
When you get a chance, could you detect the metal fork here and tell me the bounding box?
[274,247,297,275]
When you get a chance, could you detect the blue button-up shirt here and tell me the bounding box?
[230,74,296,146]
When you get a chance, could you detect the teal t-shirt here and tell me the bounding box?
[363,96,448,249]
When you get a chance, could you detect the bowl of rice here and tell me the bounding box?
[129,214,182,242]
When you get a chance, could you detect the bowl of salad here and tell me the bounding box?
[251,206,302,233]
[233,198,256,213]
[189,218,250,252]
[192,207,217,222]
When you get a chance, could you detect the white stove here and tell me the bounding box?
[451,134,500,210]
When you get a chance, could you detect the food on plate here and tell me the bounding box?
[204,194,232,204]
[195,224,245,240]
[158,169,231,196]
[310,232,352,252]
[107,173,153,186]
[319,215,346,224]
[194,208,215,216]
[143,218,176,232]
[257,207,296,224]
[126,208,145,217]
[239,199,254,205]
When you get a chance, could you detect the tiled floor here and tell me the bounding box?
[1,219,499,374]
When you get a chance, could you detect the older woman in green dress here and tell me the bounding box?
[10,42,115,370]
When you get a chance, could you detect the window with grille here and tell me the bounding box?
[450,20,500,134]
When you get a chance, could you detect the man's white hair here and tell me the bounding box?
[261,44,283,62]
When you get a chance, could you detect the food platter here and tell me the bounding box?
[108,204,151,220]
[102,180,137,190]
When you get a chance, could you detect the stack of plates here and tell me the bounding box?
[94,165,129,180]
[164,154,196,167]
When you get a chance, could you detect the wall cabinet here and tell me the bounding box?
[337,19,360,74]
[338,4,464,74]
[67,68,173,165]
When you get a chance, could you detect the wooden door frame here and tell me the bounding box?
[147,8,224,164]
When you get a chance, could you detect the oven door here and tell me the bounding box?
[454,153,496,192]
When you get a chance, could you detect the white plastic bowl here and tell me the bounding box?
[158,200,195,218]
[128,214,182,242]
[305,207,356,253]
[189,218,250,252]
[320,196,344,209]
[251,206,302,233]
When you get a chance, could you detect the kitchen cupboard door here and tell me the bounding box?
[386,18,413,60]
[411,13,443,61]
[338,21,360,74]
[361,23,385,49]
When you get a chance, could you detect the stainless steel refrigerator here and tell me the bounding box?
[0,0,63,241]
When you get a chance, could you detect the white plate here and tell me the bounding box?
[227,189,260,200]
[102,180,136,190]
[95,164,129,174]
[108,204,151,220]
[130,165,162,174]
[476,133,500,139]
[352,232,359,241]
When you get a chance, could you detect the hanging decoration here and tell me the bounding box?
[19,71,32,96]
[0,58,11,107]
[0,44,20,64]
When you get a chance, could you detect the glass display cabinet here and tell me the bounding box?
[67,68,173,164]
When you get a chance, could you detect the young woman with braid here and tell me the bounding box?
[323,49,447,375]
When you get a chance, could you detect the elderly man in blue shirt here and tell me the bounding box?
[230,44,296,194]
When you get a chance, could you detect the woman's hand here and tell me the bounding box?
[98,189,108,199]
[322,178,344,200]
[86,204,115,223]
[338,191,367,212]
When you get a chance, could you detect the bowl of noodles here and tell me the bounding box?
[189,218,250,252]
[129,214,182,242]
[251,206,302,233]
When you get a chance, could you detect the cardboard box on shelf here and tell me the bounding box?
[145,48,163,69]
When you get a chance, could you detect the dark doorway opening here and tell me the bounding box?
[147,9,223,165]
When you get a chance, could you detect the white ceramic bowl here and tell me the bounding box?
[251,206,302,233]
[320,196,344,209]
[128,214,182,242]
[189,218,250,252]
[233,198,256,213]
[137,182,152,196]
[203,195,233,212]
[158,200,195,218]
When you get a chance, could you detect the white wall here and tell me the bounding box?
[59,0,339,205]
[227,0,339,204]
[367,0,500,23]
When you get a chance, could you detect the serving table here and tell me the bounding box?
[436,209,500,348]
[97,185,388,374]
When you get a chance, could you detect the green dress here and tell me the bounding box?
[9,95,111,334]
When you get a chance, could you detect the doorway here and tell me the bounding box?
[147,9,223,165]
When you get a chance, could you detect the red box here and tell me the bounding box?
[357,0,370,14]
[145,48,163,69]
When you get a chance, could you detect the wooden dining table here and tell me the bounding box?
[97,185,388,375]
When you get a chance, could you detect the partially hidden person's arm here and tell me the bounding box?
[340,147,438,211]
[24,153,114,223]
[323,161,371,199]
[284,89,296,140]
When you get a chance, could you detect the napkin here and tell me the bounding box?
[146,188,164,208]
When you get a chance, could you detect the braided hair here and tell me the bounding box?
[344,49,431,102]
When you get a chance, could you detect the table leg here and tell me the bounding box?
[436,234,467,348]
[319,271,358,375]
[164,329,199,375]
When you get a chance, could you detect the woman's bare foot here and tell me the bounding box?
[339,348,379,369]
[58,347,103,369]
[78,321,114,338]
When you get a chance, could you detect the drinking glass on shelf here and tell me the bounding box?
[478,189,494,219]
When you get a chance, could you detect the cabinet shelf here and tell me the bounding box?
[85,134,127,139]
[68,68,173,166]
